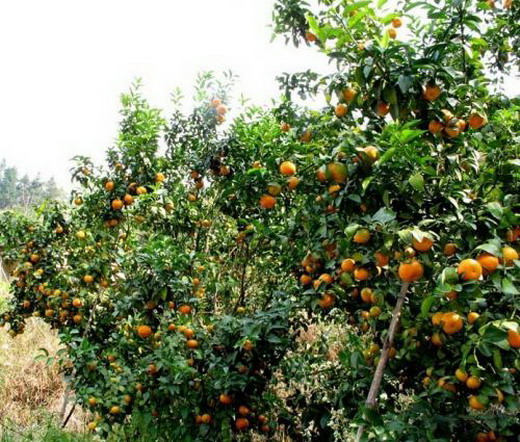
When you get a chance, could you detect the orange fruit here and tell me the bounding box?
[375,251,389,267]
[201,414,212,424]
[318,293,335,308]
[422,84,442,101]
[466,376,482,389]
[154,172,165,183]
[362,146,380,163]
[280,122,291,132]
[300,130,312,143]
[137,325,153,339]
[392,17,402,27]
[468,112,487,130]
[83,274,94,284]
[469,395,485,410]
[441,312,463,334]
[387,28,397,39]
[376,102,390,116]
[279,161,297,176]
[443,243,457,256]
[428,120,444,134]
[398,260,424,282]
[186,339,199,349]
[300,274,312,285]
[335,103,348,118]
[455,369,468,383]
[354,267,370,281]
[178,305,192,314]
[369,306,382,318]
[123,194,134,206]
[72,298,82,308]
[431,312,444,327]
[502,246,518,266]
[507,329,520,348]
[360,288,373,303]
[341,258,356,272]
[287,176,300,190]
[216,104,228,115]
[243,340,254,351]
[267,183,282,196]
[412,236,434,252]
[457,259,482,280]
[342,87,357,102]
[327,162,348,183]
[109,406,121,415]
[168,323,176,332]
[219,393,233,405]
[104,181,115,191]
[259,194,276,209]
[210,98,221,108]
[111,199,124,211]
[353,229,371,244]
[431,332,443,346]
[136,186,147,195]
[238,405,250,416]
[476,253,499,275]
[235,417,249,431]
[444,125,460,138]
[467,312,480,324]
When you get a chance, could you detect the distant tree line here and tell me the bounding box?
[0,159,64,210]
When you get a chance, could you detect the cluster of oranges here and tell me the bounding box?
[259,160,299,209]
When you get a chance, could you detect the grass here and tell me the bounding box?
[0,282,89,441]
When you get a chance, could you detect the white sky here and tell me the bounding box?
[0,0,328,188]
[0,0,518,189]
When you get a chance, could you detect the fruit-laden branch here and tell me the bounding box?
[355,281,410,442]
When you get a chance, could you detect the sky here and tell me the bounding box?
[0,0,328,188]
[0,0,519,189]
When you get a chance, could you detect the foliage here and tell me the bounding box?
[0,0,519,441]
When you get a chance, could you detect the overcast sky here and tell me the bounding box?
[1,0,518,189]
[0,0,328,188]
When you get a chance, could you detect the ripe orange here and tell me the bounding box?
[83,274,94,284]
[279,161,297,176]
[353,229,371,244]
[201,413,212,424]
[387,28,397,39]
[412,236,434,252]
[469,395,485,410]
[111,199,124,211]
[136,186,147,195]
[444,125,460,138]
[300,130,312,143]
[335,103,348,118]
[476,253,499,275]
[327,162,348,183]
[147,363,158,375]
[318,292,335,308]
[238,405,250,416]
[123,194,134,206]
[422,84,442,101]
[259,194,276,209]
[369,306,381,318]
[457,259,482,280]
[178,305,192,314]
[243,340,254,351]
[392,17,402,27]
[216,104,228,115]
[154,172,165,183]
[467,312,480,324]
[443,243,457,256]
[72,298,82,308]
[137,325,153,339]
[210,98,221,108]
[186,339,199,349]
[362,145,380,163]
[376,102,390,116]
[441,312,463,334]
[109,406,121,415]
[104,181,115,191]
[360,288,373,303]
[431,332,443,346]
[300,274,312,285]
[375,251,389,267]
[502,246,518,266]
[398,260,424,282]
[466,376,482,389]
[507,329,520,348]
[235,417,249,431]
[280,122,291,132]
[431,312,444,327]
[168,323,176,331]
[266,183,282,196]
[468,112,487,129]
[341,258,356,272]
[219,393,233,405]
[342,87,357,102]
[287,176,300,190]
[428,120,444,134]
[354,267,370,281]
[455,369,468,383]
[305,31,317,42]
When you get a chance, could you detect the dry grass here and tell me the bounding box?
[0,283,88,437]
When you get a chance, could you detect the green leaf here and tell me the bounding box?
[421,296,436,316]
[408,172,425,192]
[371,207,396,224]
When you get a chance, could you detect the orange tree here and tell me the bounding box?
[0,1,519,441]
